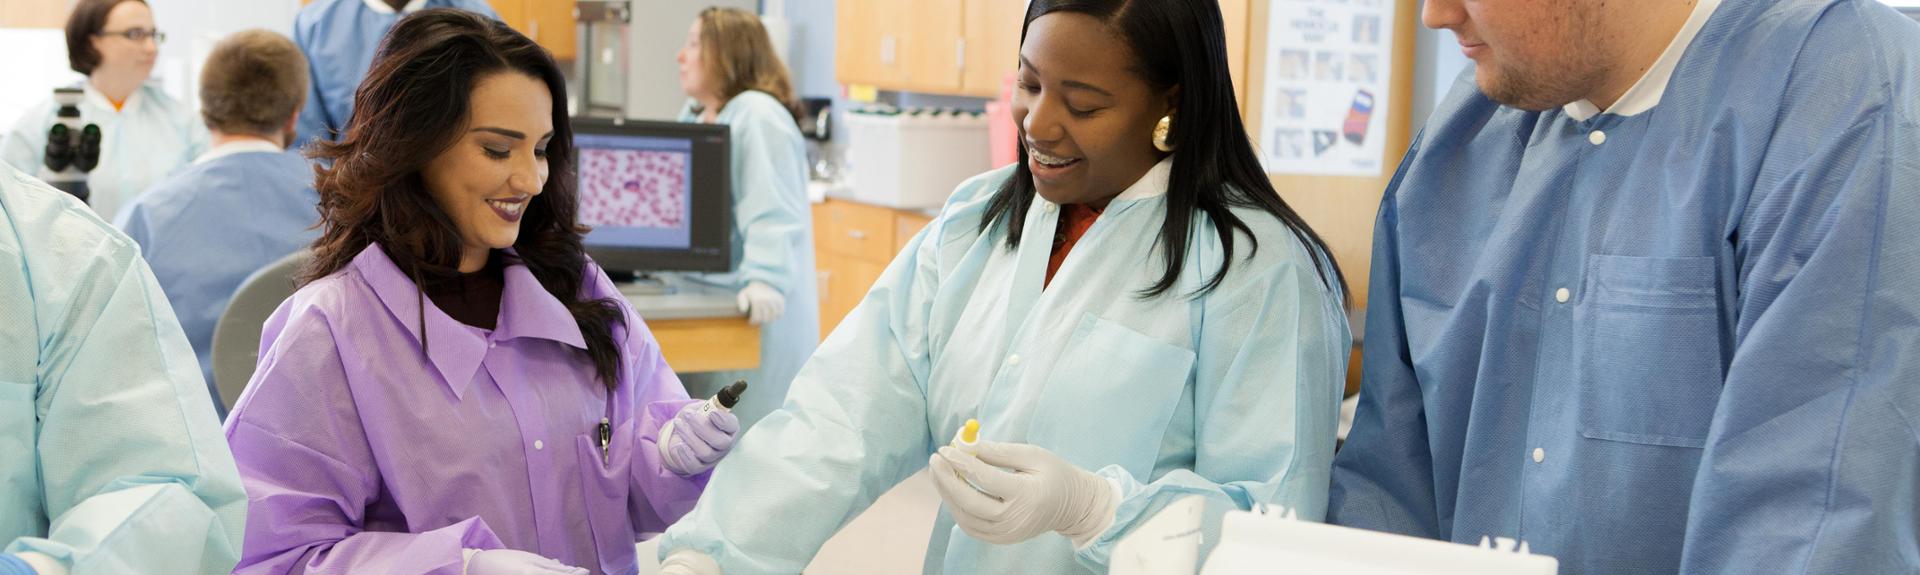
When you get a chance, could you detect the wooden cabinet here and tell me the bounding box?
[959,0,1025,97]
[837,0,963,93]
[834,0,872,85]
[297,0,574,58]
[527,0,578,61]
[835,1,967,95]
[817,197,898,263]
[900,0,966,93]
[846,0,1250,105]
[812,198,936,338]
[488,0,576,61]
[895,211,934,253]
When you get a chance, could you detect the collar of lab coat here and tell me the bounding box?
[1031,156,1171,213]
[351,243,589,400]
[1562,0,1722,121]
[82,81,145,115]
[1111,155,1173,203]
[362,0,429,15]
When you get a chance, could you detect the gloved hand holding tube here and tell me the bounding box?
[927,437,1119,548]
[659,380,747,477]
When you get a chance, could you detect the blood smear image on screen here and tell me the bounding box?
[579,148,689,229]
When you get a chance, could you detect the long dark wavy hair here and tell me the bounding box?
[302,8,625,388]
[983,0,1345,299]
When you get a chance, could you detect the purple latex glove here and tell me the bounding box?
[660,403,740,476]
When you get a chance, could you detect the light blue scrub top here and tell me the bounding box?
[2,83,208,222]
[0,163,246,573]
[1328,0,1920,572]
[292,0,499,147]
[675,90,820,429]
[116,147,320,416]
[661,159,1351,574]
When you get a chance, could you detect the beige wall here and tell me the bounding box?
[1,0,69,29]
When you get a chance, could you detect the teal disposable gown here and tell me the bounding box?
[661,159,1351,573]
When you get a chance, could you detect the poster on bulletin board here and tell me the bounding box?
[1258,0,1397,176]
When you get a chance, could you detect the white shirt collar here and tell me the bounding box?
[362,0,429,15]
[194,139,285,165]
[1563,0,1722,121]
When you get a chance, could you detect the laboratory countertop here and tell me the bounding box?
[618,277,759,373]
[618,279,746,321]
[808,180,943,217]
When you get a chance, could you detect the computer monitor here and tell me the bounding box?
[571,117,732,276]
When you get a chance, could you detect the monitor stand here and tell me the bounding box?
[608,271,674,296]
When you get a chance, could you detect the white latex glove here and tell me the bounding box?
[927,441,1118,547]
[735,281,786,326]
[657,550,722,575]
[462,548,589,575]
[15,553,64,575]
[659,402,741,477]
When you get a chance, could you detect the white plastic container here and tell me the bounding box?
[844,107,992,210]
[1200,505,1559,575]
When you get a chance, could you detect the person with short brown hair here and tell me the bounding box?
[197,30,308,139]
[1,0,206,221]
[115,29,322,416]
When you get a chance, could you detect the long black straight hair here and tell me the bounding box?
[981,0,1346,299]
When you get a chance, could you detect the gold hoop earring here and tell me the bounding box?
[1153,115,1175,152]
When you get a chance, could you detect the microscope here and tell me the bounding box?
[40,87,100,203]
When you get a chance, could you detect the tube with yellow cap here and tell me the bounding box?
[950,418,980,454]
[946,419,987,490]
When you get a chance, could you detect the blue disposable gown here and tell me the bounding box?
[1,83,207,222]
[660,159,1351,574]
[0,163,247,573]
[292,0,499,147]
[116,147,321,416]
[673,90,820,429]
[1328,0,1920,572]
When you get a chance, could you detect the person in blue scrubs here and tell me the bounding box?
[671,7,819,430]
[0,163,246,574]
[657,1,1351,573]
[292,0,498,148]
[1329,0,1920,572]
[117,29,321,418]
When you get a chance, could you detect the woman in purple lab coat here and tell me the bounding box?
[224,9,738,575]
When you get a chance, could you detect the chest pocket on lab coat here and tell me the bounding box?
[1575,255,1726,448]
[1031,314,1195,479]
[575,422,635,572]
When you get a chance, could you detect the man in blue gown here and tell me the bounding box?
[118,30,321,416]
[1329,0,1920,572]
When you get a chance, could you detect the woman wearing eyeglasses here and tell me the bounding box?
[1,0,207,222]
